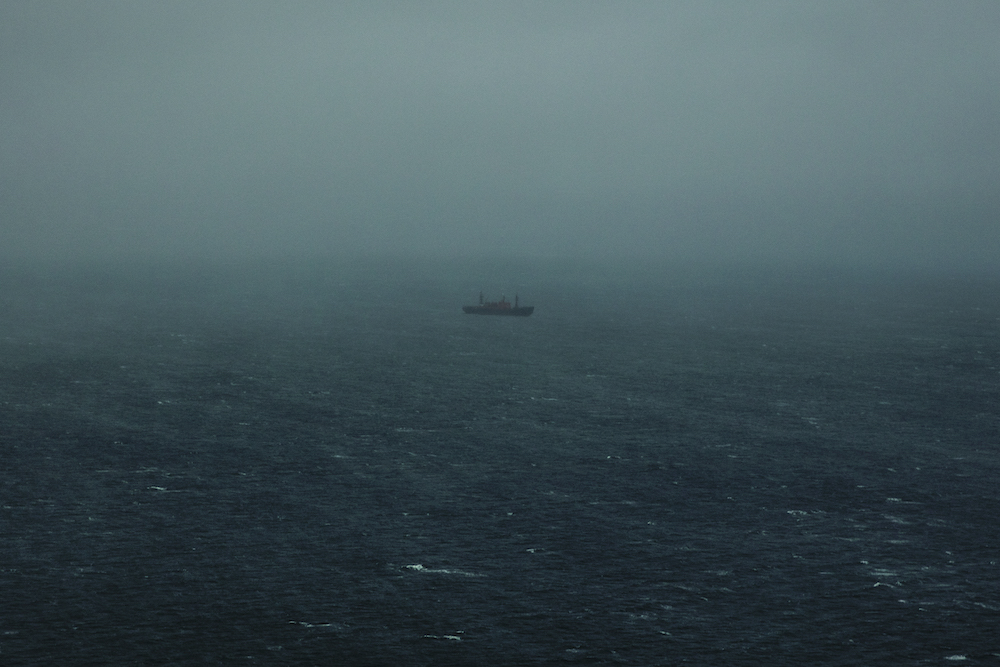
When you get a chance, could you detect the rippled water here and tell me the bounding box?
[2,259,998,664]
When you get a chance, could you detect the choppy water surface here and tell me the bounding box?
[2,259,998,665]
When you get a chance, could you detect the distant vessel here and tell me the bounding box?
[463,292,534,317]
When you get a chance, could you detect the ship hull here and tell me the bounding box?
[462,306,534,316]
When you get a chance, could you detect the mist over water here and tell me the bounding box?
[2,2,999,269]
[2,257,998,664]
[3,2,999,661]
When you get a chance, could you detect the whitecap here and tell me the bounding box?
[405,564,484,577]
[289,620,341,630]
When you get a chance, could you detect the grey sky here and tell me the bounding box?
[2,1,998,268]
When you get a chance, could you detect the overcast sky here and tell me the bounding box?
[2,1,998,268]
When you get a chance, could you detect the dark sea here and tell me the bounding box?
[2,258,998,666]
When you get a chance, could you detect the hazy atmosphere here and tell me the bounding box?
[4,4,1000,663]
[2,1,998,269]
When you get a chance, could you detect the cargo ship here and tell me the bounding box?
[463,292,534,316]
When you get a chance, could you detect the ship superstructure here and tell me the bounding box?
[462,292,534,316]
